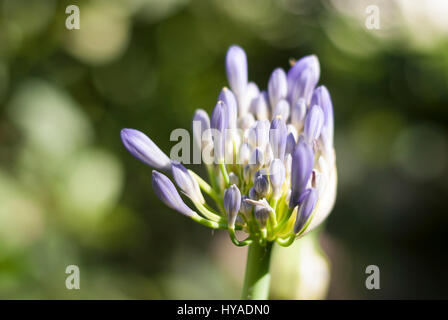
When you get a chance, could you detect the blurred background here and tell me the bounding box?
[0,0,447,299]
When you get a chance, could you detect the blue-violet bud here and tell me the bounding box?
[152,170,196,218]
[224,184,242,228]
[268,68,288,108]
[304,104,324,144]
[171,161,205,204]
[121,128,171,171]
[293,188,318,233]
[289,138,314,208]
[226,45,248,98]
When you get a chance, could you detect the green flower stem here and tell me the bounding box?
[191,214,228,229]
[189,170,222,203]
[192,199,224,222]
[228,228,252,247]
[219,162,230,186]
[206,165,220,193]
[204,202,224,216]
[241,241,273,300]
[276,234,295,247]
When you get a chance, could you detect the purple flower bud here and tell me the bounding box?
[249,187,259,200]
[152,170,196,217]
[287,55,320,105]
[289,139,314,208]
[290,98,307,131]
[210,101,228,162]
[285,153,292,177]
[285,132,296,155]
[192,109,212,150]
[270,117,287,160]
[228,172,239,185]
[240,195,253,216]
[242,164,250,184]
[211,101,228,131]
[273,99,290,121]
[304,104,324,144]
[171,161,204,204]
[239,142,252,164]
[238,113,255,130]
[249,147,264,171]
[311,86,333,130]
[253,169,266,181]
[240,82,260,115]
[269,159,285,198]
[248,120,269,149]
[264,143,274,167]
[121,128,171,171]
[254,205,270,227]
[293,188,318,233]
[250,93,269,120]
[268,68,288,108]
[287,124,298,140]
[311,85,334,149]
[219,88,238,129]
[254,174,270,197]
[226,45,248,98]
[224,184,241,228]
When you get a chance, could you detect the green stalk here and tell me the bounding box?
[219,162,230,186]
[241,241,273,300]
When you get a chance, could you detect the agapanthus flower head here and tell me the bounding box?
[121,45,337,247]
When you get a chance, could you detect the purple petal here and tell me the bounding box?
[238,113,255,130]
[269,117,287,160]
[121,128,171,171]
[226,45,248,98]
[238,142,252,164]
[254,205,270,227]
[171,161,204,204]
[310,85,333,130]
[269,159,286,196]
[254,174,270,197]
[289,138,314,208]
[210,101,228,161]
[268,68,288,108]
[240,82,260,116]
[248,120,269,149]
[293,188,318,233]
[224,184,242,227]
[152,170,195,217]
[219,88,238,129]
[290,98,307,130]
[310,85,334,149]
[272,99,290,121]
[304,104,324,144]
[287,55,320,105]
[240,195,253,216]
[250,92,269,120]
[192,109,211,150]
[249,147,264,171]
[285,132,296,155]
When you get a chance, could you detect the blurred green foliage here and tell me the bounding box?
[0,0,447,299]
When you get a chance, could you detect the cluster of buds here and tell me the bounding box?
[121,45,337,247]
